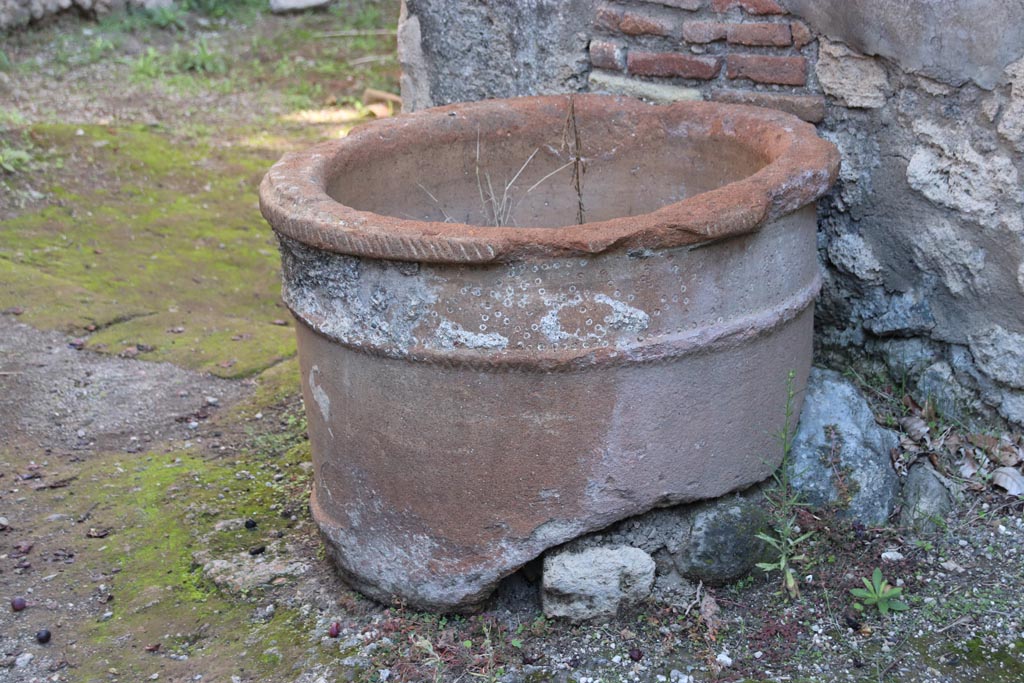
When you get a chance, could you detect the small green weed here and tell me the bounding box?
[173,38,227,74]
[912,539,934,553]
[147,5,187,30]
[0,146,33,174]
[850,567,909,617]
[132,47,166,79]
[0,109,27,129]
[755,520,814,600]
[756,370,814,599]
[183,0,264,19]
[86,36,119,64]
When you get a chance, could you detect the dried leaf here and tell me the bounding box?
[969,433,1022,467]
[699,593,723,634]
[903,394,923,415]
[899,416,930,443]
[969,433,1001,452]
[995,438,1022,467]
[945,433,963,452]
[899,436,921,453]
[959,451,980,479]
[991,467,1024,496]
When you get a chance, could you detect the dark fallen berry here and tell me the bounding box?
[36,629,51,644]
[328,621,341,638]
[248,545,266,556]
[244,519,257,530]
[628,647,643,662]
[11,597,26,612]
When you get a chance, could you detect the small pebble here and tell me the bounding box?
[14,652,33,668]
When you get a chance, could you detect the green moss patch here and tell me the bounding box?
[0,123,296,374]
[70,426,319,679]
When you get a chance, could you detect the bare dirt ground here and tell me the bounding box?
[1,4,1023,682]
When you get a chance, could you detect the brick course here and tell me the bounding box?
[589,40,625,71]
[681,20,728,43]
[710,0,785,15]
[710,89,826,122]
[727,22,792,47]
[726,54,807,85]
[620,9,674,36]
[596,5,676,37]
[639,0,703,9]
[628,50,723,79]
[791,21,813,49]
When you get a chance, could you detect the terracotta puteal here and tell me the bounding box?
[259,94,839,611]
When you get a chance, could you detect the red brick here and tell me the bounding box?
[682,21,728,43]
[640,0,703,9]
[628,51,722,79]
[727,22,792,46]
[589,40,625,71]
[594,6,622,31]
[711,0,786,15]
[791,21,813,48]
[726,54,806,85]
[619,10,674,36]
[710,89,826,122]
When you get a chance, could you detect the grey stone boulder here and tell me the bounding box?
[666,495,772,585]
[899,462,959,533]
[916,361,979,427]
[556,485,772,591]
[787,368,900,525]
[541,546,654,622]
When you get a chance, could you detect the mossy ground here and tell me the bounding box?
[0,3,400,680]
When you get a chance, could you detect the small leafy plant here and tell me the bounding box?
[850,568,909,616]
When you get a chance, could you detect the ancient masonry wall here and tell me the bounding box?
[400,0,1024,429]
